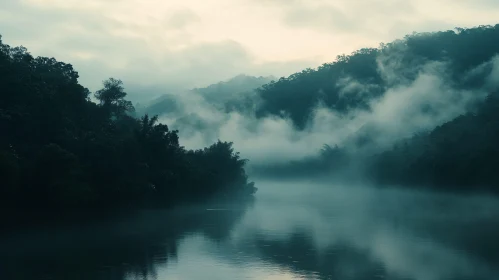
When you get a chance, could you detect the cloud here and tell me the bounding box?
[1,0,498,166]
[279,0,419,38]
[282,4,361,33]
[120,48,314,102]
[2,0,498,98]
[250,0,498,39]
[148,51,497,169]
[165,9,201,30]
[456,0,499,9]
[115,27,498,182]
[0,0,319,94]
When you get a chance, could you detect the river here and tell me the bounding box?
[1,180,499,280]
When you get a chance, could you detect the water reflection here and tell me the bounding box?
[0,200,254,280]
[2,182,499,280]
[229,182,499,280]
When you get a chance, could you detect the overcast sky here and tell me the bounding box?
[1,0,498,93]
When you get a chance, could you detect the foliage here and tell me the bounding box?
[369,92,499,192]
[255,24,499,129]
[0,35,255,211]
[250,24,499,192]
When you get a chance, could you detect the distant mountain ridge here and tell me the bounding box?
[137,74,274,118]
[137,24,499,194]
[193,74,275,103]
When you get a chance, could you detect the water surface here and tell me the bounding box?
[2,181,499,280]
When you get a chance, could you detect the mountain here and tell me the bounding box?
[136,93,184,118]
[254,25,499,129]
[193,74,275,105]
[251,24,499,193]
[137,74,274,118]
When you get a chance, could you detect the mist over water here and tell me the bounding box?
[2,180,498,280]
[235,180,499,280]
[2,0,499,276]
[142,53,499,169]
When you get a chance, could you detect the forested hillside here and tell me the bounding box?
[249,25,499,192]
[254,25,499,129]
[4,23,499,207]
[370,92,499,191]
[0,36,256,213]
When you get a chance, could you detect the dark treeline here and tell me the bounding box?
[0,35,256,214]
[370,92,499,191]
[253,24,499,129]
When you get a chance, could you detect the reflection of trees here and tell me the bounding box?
[236,231,399,280]
[233,225,498,280]
[225,190,499,280]
[392,207,499,268]
[0,200,253,280]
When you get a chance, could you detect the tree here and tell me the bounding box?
[0,35,255,216]
[95,78,135,116]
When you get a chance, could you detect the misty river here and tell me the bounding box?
[1,180,499,280]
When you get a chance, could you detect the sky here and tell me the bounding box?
[1,0,498,94]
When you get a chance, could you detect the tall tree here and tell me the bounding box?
[95,78,135,116]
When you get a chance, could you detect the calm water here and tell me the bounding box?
[2,180,499,280]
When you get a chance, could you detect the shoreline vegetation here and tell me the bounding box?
[2,24,499,227]
[0,35,256,222]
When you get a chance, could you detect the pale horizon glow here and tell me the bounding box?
[1,0,498,95]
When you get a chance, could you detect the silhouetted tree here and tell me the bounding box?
[95,78,135,116]
[0,35,255,219]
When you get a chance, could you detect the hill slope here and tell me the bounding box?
[255,25,499,129]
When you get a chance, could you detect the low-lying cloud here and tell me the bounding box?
[149,53,497,167]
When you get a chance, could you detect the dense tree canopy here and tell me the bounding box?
[249,24,499,193]
[254,25,499,129]
[0,35,256,213]
[369,92,499,192]
[3,23,499,209]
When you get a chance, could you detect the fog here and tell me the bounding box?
[224,180,499,280]
[133,52,499,168]
[2,2,499,279]
[4,180,499,280]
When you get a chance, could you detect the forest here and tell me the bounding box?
[247,24,499,193]
[2,23,499,217]
[252,25,499,129]
[369,92,499,191]
[0,35,256,214]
